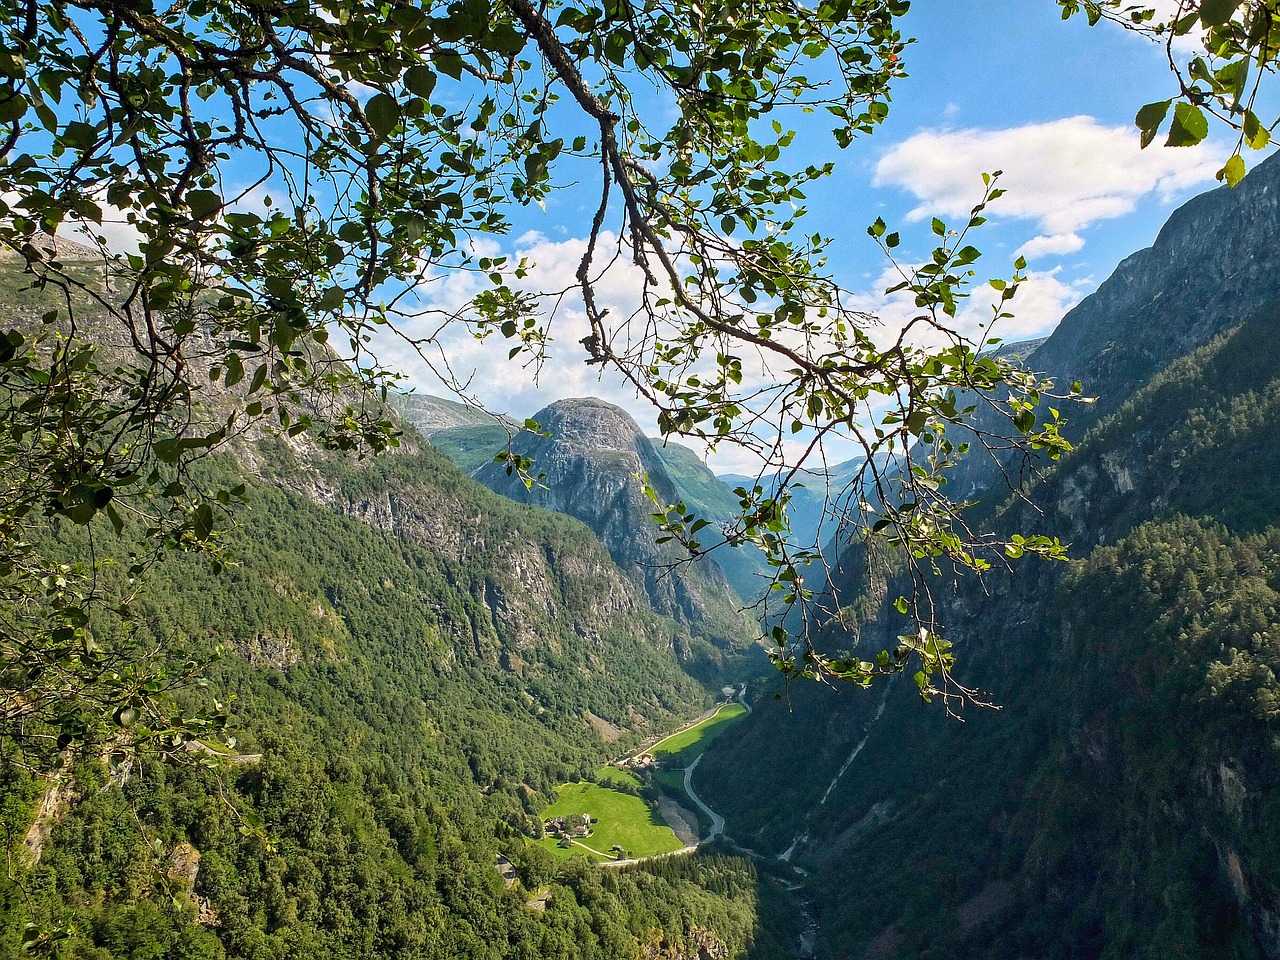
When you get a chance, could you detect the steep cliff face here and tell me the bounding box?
[1027,161,1280,425]
[248,433,714,691]
[473,398,761,670]
[948,150,1280,502]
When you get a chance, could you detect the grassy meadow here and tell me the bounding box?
[539,700,749,862]
[649,701,747,767]
[539,766,684,862]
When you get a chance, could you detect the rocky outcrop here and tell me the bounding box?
[474,398,759,656]
[23,769,76,866]
[638,926,729,960]
[390,392,513,435]
[168,842,220,926]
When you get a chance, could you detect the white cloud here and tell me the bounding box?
[376,231,659,425]
[849,262,1085,351]
[1016,232,1085,260]
[874,116,1224,237]
[379,223,1089,475]
[973,267,1089,344]
[70,213,142,256]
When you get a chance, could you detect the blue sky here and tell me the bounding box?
[58,1,1251,472]
[359,4,1253,468]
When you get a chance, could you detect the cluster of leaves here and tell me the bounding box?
[0,262,251,776]
[645,177,1078,701]
[1060,0,1280,184]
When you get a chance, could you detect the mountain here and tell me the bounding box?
[949,150,1280,503]
[390,392,516,472]
[694,161,1280,958]
[474,398,764,678]
[721,457,869,558]
[646,440,773,605]
[413,394,775,606]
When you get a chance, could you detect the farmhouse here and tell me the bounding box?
[543,813,592,839]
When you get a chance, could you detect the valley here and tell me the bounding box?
[690,150,1280,959]
[7,8,1280,957]
[537,694,748,864]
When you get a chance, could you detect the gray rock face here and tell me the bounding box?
[950,150,1280,501]
[1030,153,1280,423]
[474,398,755,650]
[390,392,511,435]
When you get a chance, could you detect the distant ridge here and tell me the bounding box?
[0,233,103,262]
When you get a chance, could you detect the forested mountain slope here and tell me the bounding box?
[646,440,773,606]
[391,393,516,473]
[0,282,796,957]
[696,176,1280,959]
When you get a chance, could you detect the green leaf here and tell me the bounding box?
[1199,0,1241,26]
[483,23,526,54]
[0,50,24,78]
[223,353,244,387]
[187,189,222,220]
[1220,153,1246,187]
[0,87,26,123]
[435,52,464,80]
[404,65,437,99]
[60,120,98,151]
[1243,110,1271,150]
[317,286,346,312]
[248,363,268,395]
[1135,100,1171,149]
[365,93,401,140]
[1165,102,1208,147]
[192,503,215,542]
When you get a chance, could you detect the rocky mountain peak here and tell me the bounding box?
[1030,148,1280,425]
[474,397,759,668]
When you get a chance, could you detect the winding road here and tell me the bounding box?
[683,754,725,842]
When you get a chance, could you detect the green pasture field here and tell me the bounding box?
[539,766,683,862]
[649,701,747,767]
